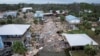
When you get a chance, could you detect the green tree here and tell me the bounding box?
[23,14,27,19]
[60,15,65,23]
[33,19,38,24]
[83,21,91,29]
[12,41,27,55]
[84,44,98,56]
[0,20,6,25]
[7,15,13,19]
[95,27,100,35]
[14,18,25,24]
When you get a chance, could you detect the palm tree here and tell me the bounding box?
[12,41,27,55]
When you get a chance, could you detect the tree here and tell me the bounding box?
[7,15,13,19]
[33,19,38,24]
[0,20,6,25]
[23,14,27,19]
[83,21,91,29]
[12,41,27,55]
[7,19,13,24]
[84,44,98,56]
[60,15,65,23]
[95,27,100,35]
[14,18,25,24]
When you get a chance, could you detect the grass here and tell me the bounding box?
[71,51,87,56]
[67,28,95,38]
[67,30,86,34]
[64,49,70,56]
[71,50,100,56]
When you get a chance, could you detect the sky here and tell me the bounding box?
[0,0,100,4]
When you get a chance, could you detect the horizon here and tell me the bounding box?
[0,0,100,4]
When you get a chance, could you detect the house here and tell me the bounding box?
[22,7,33,12]
[84,9,92,13]
[0,24,31,47]
[0,36,12,56]
[62,33,98,50]
[0,13,4,19]
[34,11,44,20]
[0,37,4,49]
[3,11,17,18]
[44,13,53,16]
[65,15,80,24]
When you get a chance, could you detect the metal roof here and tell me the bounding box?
[0,24,30,35]
[62,33,98,47]
[34,11,44,17]
[65,15,80,24]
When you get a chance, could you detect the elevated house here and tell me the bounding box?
[50,10,67,16]
[44,13,53,16]
[62,33,98,50]
[0,13,4,19]
[3,11,18,19]
[34,11,44,20]
[0,24,31,47]
[65,15,81,30]
[65,15,80,24]
[22,7,33,12]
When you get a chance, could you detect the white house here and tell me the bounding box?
[34,11,44,20]
[84,9,92,13]
[0,24,31,47]
[62,33,98,48]
[0,13,3,19]
[3,11,17,18]
[65,15,80,24]
[22,7,33,12]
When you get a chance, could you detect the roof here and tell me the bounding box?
[65,15,80,24]
[3,11,17,17]
[22,7,32,10]
[0,13,3,18]
[0,24,30,35]
[22,7,32,12]
[0,36,4,49]
[34,11,44,17]
[44,13,53,15]
[62,33,98,47]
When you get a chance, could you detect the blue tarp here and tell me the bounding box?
[0,36,4,49]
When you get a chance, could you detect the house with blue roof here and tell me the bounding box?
[65,15,80,24]
[34,11,44,20]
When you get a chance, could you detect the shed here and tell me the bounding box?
[65,15,80,24]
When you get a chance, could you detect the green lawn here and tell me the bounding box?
[71,50,100,56]
[67,29,95,37]
[71,51,88,56]
[67,30,86,34]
